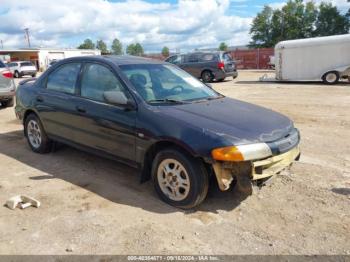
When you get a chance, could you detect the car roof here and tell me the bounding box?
[62,55,165,66]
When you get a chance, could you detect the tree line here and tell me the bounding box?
[250,0,350,48]
[77,38,172,57]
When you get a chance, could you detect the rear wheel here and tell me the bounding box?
[152,148,209,209]
[24,114,52,153]
[201,70,213,83]
[322,71,339,85]
[14,71,20,78]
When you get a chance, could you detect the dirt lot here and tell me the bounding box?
[0,71,349,255]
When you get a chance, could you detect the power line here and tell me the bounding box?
[24,28,31,48]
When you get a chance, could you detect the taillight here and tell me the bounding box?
[217,62,225,69]
[2,70,13,78]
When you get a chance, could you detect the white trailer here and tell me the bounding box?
[275,34,350,84]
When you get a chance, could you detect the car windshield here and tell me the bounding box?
[120,64,221,104]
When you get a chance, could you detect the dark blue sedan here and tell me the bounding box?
[15,55,300,209]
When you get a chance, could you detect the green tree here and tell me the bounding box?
[161,46,170,57]
[111,38,123,55]
[127,43,144,56]
[219,42,228,51]
[249,0,349,48]
[96,40,108,54]
[249,5,274,48]
[314,2,350,36]
[77,38,95,49]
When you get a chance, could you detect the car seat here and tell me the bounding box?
[129,74,155,101]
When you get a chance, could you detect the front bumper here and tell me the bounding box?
[212,146,300,191]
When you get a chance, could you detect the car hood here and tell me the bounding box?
[158,97,293,145]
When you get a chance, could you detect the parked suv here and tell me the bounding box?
[8,61,37,78]
[0,61,16,108]
[165,51,238,82]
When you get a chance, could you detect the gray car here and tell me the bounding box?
[0,61,16,108]
[165,51,238,82]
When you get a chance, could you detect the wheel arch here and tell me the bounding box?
[140,139,202,183]
[23,109,39,124]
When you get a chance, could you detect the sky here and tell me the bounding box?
[0,0,349,53]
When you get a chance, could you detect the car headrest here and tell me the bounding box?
[129,74,147,86]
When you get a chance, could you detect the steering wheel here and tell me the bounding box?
[170,85,184,94]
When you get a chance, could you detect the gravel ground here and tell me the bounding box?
[0,71,349,255]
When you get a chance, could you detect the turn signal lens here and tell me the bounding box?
[211,146,244,162]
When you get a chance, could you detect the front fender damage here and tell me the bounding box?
[212,146,300,193]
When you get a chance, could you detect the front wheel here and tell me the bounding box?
[14,71,20,78]
[152,148,209,209]
[24,114,52,153]
[322,71,339,85]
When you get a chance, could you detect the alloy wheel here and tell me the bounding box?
[27,120,42,149]
[157,159,191,201]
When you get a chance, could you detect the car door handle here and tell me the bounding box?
[76,106,86,113]
[36,96,44,102]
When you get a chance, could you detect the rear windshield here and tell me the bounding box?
[20,62,34,67]
[222,53,233,62]
[0,61,6,68]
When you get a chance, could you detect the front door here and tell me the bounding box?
[72,62,136,162]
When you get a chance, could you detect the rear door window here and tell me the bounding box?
[46,63,81,94]
[187,54,200,63]
[201,54,216,61]
[80,63,127,103]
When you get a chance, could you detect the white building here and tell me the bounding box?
[0,48,101,71]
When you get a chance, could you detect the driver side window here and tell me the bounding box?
[80,63,127,103]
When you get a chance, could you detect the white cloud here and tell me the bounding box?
[0,0,253,52]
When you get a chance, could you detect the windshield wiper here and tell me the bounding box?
[148,99,187,104]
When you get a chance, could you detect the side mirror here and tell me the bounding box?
[104,91,135,110]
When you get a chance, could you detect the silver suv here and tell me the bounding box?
[0,61,16,108]
[7,61,37,78]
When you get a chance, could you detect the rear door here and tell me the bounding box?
[73,62,136,162]
[222,52,235,73]
[36,62,82,141]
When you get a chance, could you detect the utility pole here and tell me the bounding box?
[24,28,31,48]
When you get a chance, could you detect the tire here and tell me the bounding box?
[14,71,20,78]
[1,98,14,108]
[152,148,209,209]
[24,113,52,153]
[201,70,213,83]
[322,71,339,85]
[32,73,36,78]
